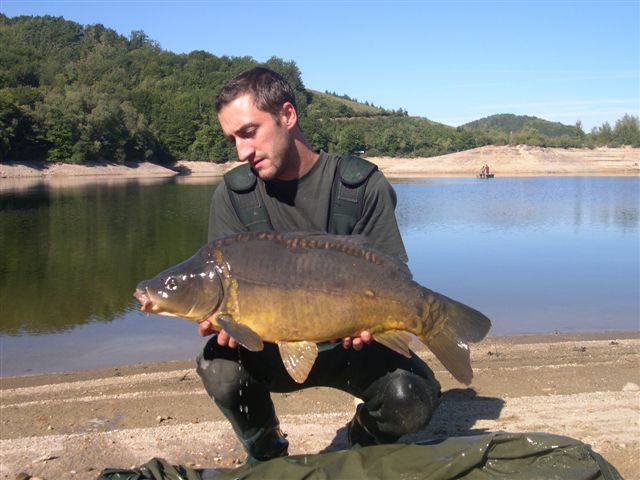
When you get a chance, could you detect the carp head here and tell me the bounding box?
[134,246,224,323]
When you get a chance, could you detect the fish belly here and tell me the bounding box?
[234,282,420,343]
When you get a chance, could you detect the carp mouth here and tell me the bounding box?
[134,288,165,314]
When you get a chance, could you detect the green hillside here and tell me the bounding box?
[0,14,468,162]
[301,91,464,157]
[307,90,406,118]
[1,14,637,163]
[462,114,577,137]
[462,113,639,147]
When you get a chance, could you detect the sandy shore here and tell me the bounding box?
[2,331,639,480]
[371,145,639,177]
[1,146,639,183]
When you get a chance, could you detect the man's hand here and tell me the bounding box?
[197,320,238,348]
[341,330,373,350]
[199,320,371,351]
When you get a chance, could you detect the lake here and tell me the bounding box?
[1,175,638,376]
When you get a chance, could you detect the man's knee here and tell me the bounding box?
[196,341,245,407]
[383,370,441,433]
[349,370,441,447]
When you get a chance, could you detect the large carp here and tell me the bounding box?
[134,231,491,385]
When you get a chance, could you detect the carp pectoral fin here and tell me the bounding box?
[216,315,264,352]
[374,330,414,358]
[277,341,318,384]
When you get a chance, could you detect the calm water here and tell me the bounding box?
[1,175,638,376]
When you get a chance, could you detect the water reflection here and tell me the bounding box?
[0,175,174,193]
[0,177,217,336]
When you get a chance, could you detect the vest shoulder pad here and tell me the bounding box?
[338,155,378,187]
[224,163,256,192]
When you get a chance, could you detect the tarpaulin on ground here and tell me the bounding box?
[97,431,623,480]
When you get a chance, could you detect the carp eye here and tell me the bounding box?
[165,277,179,291]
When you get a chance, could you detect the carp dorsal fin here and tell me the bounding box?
[277,341,318,384]
[285,231,371,247]
[216,315,264,351]
[280,232,411,280]
[374,330,414,358]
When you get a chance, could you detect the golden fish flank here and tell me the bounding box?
[134,231,491,385]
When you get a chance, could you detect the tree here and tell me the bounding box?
[82,98,130,162]
[335,124,366,154]
[0,89,19,159]
[128,30,159,50]
[188,123,234,162]
[591,121,613,145]
[37,89,83,161]
[300,116,332,153]
[575,120,586,140]
[613,114,640,146]
[454,128,477,151]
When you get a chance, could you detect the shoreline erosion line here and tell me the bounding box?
[1,146,639,180]
[2,331,637,381]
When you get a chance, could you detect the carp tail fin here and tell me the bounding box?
[420,294,491,385]
[440,296,492,343]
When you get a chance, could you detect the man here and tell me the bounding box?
[196,67,441,463]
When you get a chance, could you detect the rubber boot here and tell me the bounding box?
[216,403,289,463]
[196,338,289,463]
[243,424,289,465]
[347,403,396,447]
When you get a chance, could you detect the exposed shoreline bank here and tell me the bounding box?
[3,330,635,382]
[1,145,639,181]
[2,331,639,479]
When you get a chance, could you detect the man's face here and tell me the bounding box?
[217,93,293,181]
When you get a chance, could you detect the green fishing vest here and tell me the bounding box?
[223,155,377,234]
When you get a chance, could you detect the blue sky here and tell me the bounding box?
[2,0,638,131]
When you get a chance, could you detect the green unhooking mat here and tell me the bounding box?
[97,432,623,480]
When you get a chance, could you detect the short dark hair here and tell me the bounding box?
[215,67,297,116]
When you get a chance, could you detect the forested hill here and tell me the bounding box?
[307,90,408,118]
[463,114,577,137]
[1,15,637,163]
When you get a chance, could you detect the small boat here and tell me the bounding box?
[478,172,494,179]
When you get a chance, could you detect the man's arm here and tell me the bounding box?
[353,171,408,262]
